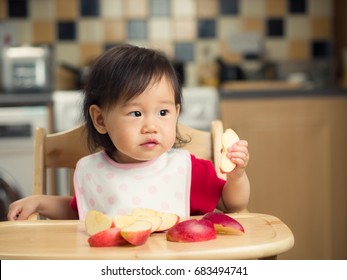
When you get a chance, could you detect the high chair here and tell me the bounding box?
[30,120,226,219]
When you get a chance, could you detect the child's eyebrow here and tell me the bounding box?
[125,100,175,106]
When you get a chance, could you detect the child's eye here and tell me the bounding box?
[130,111,142,117]
[159,109,168,116]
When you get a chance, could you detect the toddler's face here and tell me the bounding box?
[90,76,180,163]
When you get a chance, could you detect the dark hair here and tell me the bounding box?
[83,44,188,154]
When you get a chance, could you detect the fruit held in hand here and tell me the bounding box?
[166,219,217,242]
[120,220,152,246]
[85,210,114,236]
[87,227,128,247]
[202,212,244,235]
[219,128,240,173]
[131,208,179,231]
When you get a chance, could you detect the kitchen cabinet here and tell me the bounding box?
[220,91,347,259]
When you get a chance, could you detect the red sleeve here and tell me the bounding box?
[189,154,225,216]
[70,195,78,213]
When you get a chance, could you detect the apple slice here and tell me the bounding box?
[166,219,217,242]
[219,128,240,174]
[113,214,162,233]
[120,220,152,246]
[87,227,128,247]
[85,210,114,236]
[202,212,244,235]
[131,208,179,231]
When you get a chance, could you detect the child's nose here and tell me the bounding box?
[141,120,158,134]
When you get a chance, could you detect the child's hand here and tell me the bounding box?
[7,196,39,221]
[224,140,249,179]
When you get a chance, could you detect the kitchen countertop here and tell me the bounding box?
[1,85,347,107]
[0,92,53,107]
[219,81,347,99]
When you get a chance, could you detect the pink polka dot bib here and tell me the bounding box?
[74,150,191,220]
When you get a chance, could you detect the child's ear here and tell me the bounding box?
[89,105,107,134]
[176,104,181,117]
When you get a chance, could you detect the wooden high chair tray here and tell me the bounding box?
[0,213,294,260]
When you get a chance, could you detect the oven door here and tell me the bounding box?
[0,106,49,198]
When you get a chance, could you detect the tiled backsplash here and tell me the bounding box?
[0,0,334,88]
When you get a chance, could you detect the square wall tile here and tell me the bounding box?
[265,0,286,16]
[8,0,28,18]
[266,18,284,37]
[175,43,194,62]
[127,20,147,40]
[289,0,307,14]
[32,20,55,44]
[78,19,103,42]
[265,39,288,61]
[79,42,103,65]
[150,0,170,16]
[311,16,332,39]
[148,41,173,58]
[80,0,100,17]
[218,18,241,39]
[56,0,78,20]
[57,21,77,40]
[311,40,332,59]
[242,17,265,33]
[126,0,148,18]
[219,0,238,15]
[10,20,32,44]
[172,0,196,17]
[104,19,125,43]
[198,19,216,38]
[55,43,80,65]
[308,0,332,16]
[0,0,6,19]
[241,0,265,16]
[149,18,172,41]
[196,0,218,18]
[173,19,196,41]
[288,39,310,60]
[287,17,310,39]
[100,0,123,18]
[29,0,55,19]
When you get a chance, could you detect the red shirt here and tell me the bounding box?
[70,154,225,216]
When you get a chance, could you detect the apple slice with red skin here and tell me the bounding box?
[85,210,114,236]
[87,227,128,247]
[131,208,179,231]
[120,220,152,246]
[202,212,244,235]
[219,129,240,174]
[166,219,217,242]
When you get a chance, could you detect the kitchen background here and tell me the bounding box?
[0,0,347,261]
[0,0,339,89]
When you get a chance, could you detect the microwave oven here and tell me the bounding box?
[1,45,53,93]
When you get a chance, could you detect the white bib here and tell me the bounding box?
[74,149,191,220]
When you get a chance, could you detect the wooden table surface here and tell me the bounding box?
[0,213,294,260]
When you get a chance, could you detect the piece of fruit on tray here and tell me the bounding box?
[84,208,180,247]
[167,212,244,243]
[202,212,244,235]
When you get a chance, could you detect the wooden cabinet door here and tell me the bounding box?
[220,96,347,259]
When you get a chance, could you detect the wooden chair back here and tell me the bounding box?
[32,120,225,197]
